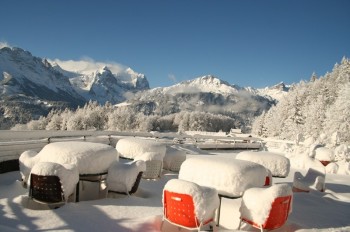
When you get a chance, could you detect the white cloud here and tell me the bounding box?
[50,57,128,75]
[168,73,177,83]
[0,41,11,49]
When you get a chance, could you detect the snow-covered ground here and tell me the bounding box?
[1,141,350,231]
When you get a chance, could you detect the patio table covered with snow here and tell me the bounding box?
[35,141,119,175]
[179,156,268,225]
[179,156,268,198]
[236,151,290,177]
[32,141,119,201]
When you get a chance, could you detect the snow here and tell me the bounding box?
[1,138,350,231]
[29,162,79,200]
[116,137,166,160]
[19,150,39,185]
[163,178,219,223]
[134,152,165,161]
[314,147,334,162]
[107,160,146,193]
[236,151,290,177]
[293,168,326,192]
[289,154,326,174]
[239,183,292,225]
[35,141,118,174]
[179,156,267,197]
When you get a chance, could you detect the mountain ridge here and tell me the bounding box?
[0,45,286,129]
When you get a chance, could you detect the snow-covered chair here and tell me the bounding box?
[162,179,219,231]
[135,152,164,179]
[29,162,79,208]
[314,147,334,166]
[236,151,290,177]
[239,184,293,232]
[292,168,326,192]
[163,146,186,172]
[107,160,146,195]
[19,150,39,187]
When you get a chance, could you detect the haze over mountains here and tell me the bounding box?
[0,46,287,129]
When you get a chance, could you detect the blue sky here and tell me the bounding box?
[1,0,350,88]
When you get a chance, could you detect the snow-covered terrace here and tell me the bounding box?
[1,131,350,231]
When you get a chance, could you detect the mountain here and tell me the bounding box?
[255,82,291,102]
[52,63,149,104]
[0,47,84,104]
[0,47,88,128]
[0,46,149,129]
[0,45,281,130]
[120,75,275,128]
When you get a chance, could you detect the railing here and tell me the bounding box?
[0,130,154,163]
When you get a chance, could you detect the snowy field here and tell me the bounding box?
[1,138,350,231]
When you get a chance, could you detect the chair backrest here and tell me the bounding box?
[142,160,163,179]
[29,174,64,203]
[163,190,199,228]
[305,168,325,181]
[263,195,292,229]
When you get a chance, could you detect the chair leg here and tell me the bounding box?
[160,219,164,231]
[238,219,242,229]
[260,225,264,232]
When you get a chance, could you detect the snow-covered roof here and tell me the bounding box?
[116,137,166,159]
[29,162,79,200]
[236,151,290,177]
[36,141,118,174]
[179,156,267,197]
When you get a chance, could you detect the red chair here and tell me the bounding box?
[162,179,219,231]
[264,169,273,186]
[239,184,293,232]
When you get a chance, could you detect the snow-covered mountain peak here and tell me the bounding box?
[268,82,288,91]
[255,82,290,102]
[192,75,229,86]
[159,75,240,95]
[98,66,111,74]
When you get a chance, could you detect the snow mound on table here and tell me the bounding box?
[19,150,39,185]
[116,138,166,159]
[107,160,146,193]
[135,151,165,161]
[314,147,334,162]
[37,142,118,174]
[163,178,219,222]
[290,155,325,173]
[239,183,292,225]
[179,156,267,197]
[30,162,79,200]
[236,151,290,177]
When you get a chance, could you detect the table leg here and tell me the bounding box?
[75,182,80,202]
[216,195,222,226]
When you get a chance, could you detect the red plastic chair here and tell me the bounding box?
[162,179,218,231]
[239,184,293,232]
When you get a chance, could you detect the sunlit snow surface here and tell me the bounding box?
[1,142,350,231]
